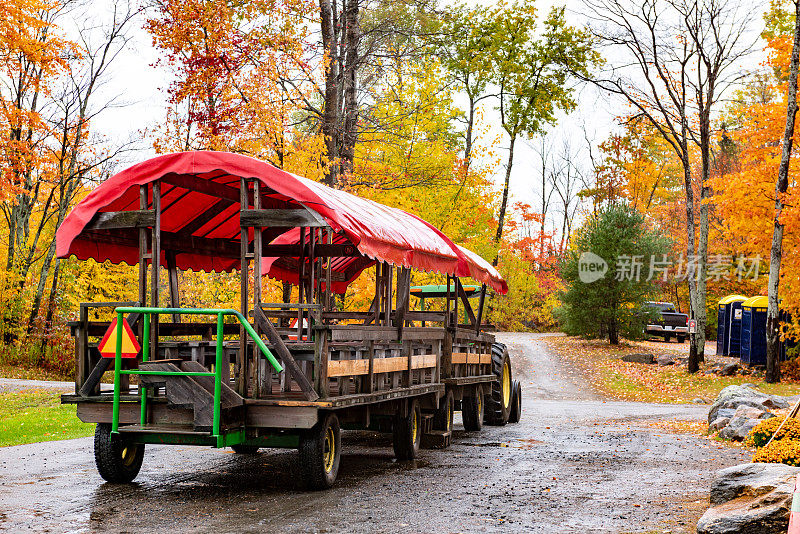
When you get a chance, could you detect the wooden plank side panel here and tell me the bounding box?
[327,353,436,377]
[452,352,491,364]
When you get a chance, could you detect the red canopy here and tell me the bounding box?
[57,151,507,293]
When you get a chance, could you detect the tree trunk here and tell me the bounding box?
[463,92,475,174]
[319,0,340,187]
[493,133,516,265]
[340,0,360,176]
[766,0,800,384]
[608,318,619,345]
[681,149,700,374]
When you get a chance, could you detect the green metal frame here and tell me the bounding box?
[111,307,284,447]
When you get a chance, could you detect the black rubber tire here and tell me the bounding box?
[677,335,686,344]
[231,444,259,454]
[485,343,512,426]
[299,412,341,490]
[462,384,484,431]
[508,380,522,424]
[393,399,422,460]
[433,390,454,432]
[664,334,672,343]
[94,423,144,483]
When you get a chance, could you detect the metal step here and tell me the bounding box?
[117,424,207,436]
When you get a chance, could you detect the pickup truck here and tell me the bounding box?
[644,301,689,343]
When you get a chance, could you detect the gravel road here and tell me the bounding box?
[0,333,749,533]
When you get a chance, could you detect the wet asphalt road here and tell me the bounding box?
[0,333,750,533]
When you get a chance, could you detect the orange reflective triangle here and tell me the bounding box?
[98,317,141,358]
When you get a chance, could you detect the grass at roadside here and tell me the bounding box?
[0,389,93,447]
[546,335,800,403]
[0,364,71,382]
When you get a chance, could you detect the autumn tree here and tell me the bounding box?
[484,5,597,264]
[558,204,671,344]
[582,0,755,373]
[766,0,799,383]
[147,0,317,168]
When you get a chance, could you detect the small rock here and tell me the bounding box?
[741,383,759,389]
[720,363,740,376]
[697,463,800,534]
[621,353,655,364]
[718,416,760,441]
[708,416,730,432]
[733,405,772,420]
[704,370,717,375]
[657,355,676,366]
[693,397,707,404]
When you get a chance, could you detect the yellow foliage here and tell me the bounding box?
[746,417,800,448]
[752,438,800,466]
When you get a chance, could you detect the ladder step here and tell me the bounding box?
[422,430,452,449]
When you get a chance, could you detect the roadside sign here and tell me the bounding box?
[688,319,697,334]
[98,318,141,358]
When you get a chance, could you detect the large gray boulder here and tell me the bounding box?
[620,353,655,364]
[697,463,800,534]
[708,385,789,424]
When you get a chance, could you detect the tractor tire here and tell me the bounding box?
[677,335,686,344]
[508,380,522,424]
[462,384,484,431]
[433,390,454,433]
[485,343,512,426]
[94,423,145,483]
[299,412,341,490]
[393,399,422,460]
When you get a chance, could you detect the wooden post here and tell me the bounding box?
[314,327,329,398]
[374,263,382,325]
[385,264,393,327]
[325,229,332,312]
[395,267,411,339]
[403,340,412,387]
[75,304,88,394]
[138,185,148,308]
[166,251,180,323]
[453,276,459,328]
[138,185,148,370]
[445,275,451,328]
[253,181,263,397]
[475,284,486,334]
[367,340,375,393]
[150,181,161,366]
[442,328,453,379]
[298,227,306,340]
[238,177,249,396]
[308,229,316,341]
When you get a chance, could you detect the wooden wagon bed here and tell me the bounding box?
[55,151,517,489]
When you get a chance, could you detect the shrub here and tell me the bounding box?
[746,417,800,448]
[752,438,800,466]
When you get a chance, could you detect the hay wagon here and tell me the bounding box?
[57,151,522,489]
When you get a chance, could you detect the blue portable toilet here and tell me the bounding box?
[717,295,747,356]
[726,295,748,357]
[741,296,768,365]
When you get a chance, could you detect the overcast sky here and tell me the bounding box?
[86,0,767,236]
